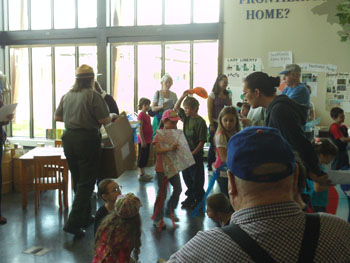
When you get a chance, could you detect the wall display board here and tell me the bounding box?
[326,73,350,112]
[302,73,318,97]
[224,58,262,103]
[268,51,293,68]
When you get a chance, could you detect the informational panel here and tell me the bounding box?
[326,73,350,112]
[224,58,262,103]
[268,51,293,68]
[302,73,318,97]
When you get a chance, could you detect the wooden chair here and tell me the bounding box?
[33,156,68,214]
[54,139,63,147]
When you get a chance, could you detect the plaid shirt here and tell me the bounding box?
[169,202,350,262]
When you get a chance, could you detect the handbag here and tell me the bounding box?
[148,90,160,117]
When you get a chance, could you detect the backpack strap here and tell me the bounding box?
[298,213,320,263]
[221,224,276,263]
[221,213,320,263]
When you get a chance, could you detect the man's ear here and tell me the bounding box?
[228,170,237,197]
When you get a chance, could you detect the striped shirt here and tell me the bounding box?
[169,202,350,262]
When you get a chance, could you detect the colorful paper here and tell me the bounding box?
[156,129,195,178]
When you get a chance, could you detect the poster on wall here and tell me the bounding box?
[268,51,293,68]
[224,58,263,103]
[325,73,350,112]
[301,73,318,97]
[300,63,337,73]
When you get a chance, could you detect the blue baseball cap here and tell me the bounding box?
[227,127,296,182]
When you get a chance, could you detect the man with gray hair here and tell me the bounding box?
[164,127,350,262]
[280,63,310,107]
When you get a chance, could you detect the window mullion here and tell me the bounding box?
[51,46,56,131]
[29,47,34,138]
[134,44,138,113]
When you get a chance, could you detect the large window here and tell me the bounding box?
[4,0,221,138]
[31,0,51,30]
[9,45,97,138]
[112,41,218,119]
[54,0,75,29]
[109,0,220,26]
[10,48,30,137]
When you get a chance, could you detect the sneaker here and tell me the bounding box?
[181,198,194,208]
[153,220,166,230]
[138,174,153,182]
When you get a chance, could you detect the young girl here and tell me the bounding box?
[206,193,234,227]
[94,179,122,234]
[213,106,241,197]
[306,138,338,212]
[137,98,153,182]
[93,193,142,263]
[207,74,232,172]
[152,109,182,230]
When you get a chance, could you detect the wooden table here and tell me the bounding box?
[19,147,68,209]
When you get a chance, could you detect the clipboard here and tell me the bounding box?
[0,103,17,122]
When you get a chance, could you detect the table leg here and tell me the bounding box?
[20,161,28,209]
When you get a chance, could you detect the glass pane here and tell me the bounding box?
[32,48,52,138]
[78,0,97,28]
[165,43,190,100]
[165,0,190,25]
[111,0,134,26]
[112,46,134,114]
[194,0,219,23]
[138,45,161,103]
[54,0,75,29]
[193,41,218,123]
[137,0,162,26]
[9,0,28,31]
[10,48,30,137]
[31,0,51,30]
[55,47,76,130]
[79,46,97,75]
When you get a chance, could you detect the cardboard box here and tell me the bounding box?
[102,115,136,178]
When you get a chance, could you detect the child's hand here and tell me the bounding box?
[182,90,190,97]
[170,142,179,151]
[141,141,147,148]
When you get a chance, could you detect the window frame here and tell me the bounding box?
[0,0,223,138]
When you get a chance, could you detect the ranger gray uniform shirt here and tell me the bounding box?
[169,202,350,262]
[55,88,109,131]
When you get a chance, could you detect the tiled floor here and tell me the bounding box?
[0,166,217,263]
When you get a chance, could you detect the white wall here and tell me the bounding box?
[223,0,350,126]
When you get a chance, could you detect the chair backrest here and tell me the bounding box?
[54,139,63,147]
[33,156,65,186]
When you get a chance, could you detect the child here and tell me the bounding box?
[329,107,350,170]
[152,109,183,230]
[206,193,234,227]
[93,193,142,263]
[213,106,240,197]
[175,91,207,209]
[137,98,153,182]
[94,179,122,234]
[240,103,250,118]
[306,138,338,212]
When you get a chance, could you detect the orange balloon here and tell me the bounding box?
[189,87,208,99]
